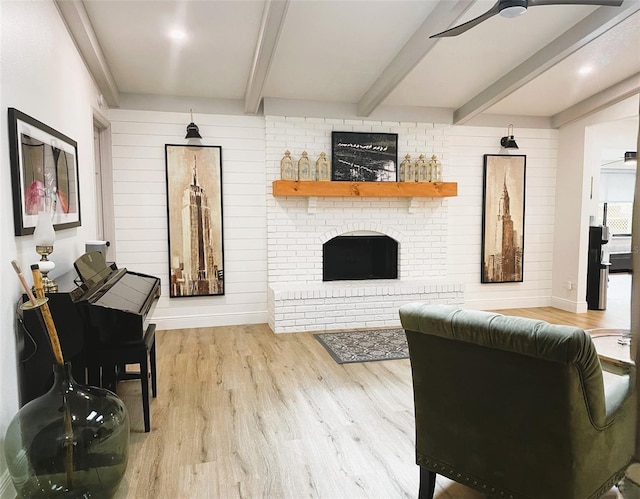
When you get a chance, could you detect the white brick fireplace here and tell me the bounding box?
[265,116,464,333]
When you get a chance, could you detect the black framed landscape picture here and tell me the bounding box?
[165,144,224,297]
[481,154,526,283]
[331,131,398,181]
[8,108,81,236]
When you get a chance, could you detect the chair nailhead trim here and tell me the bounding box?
[417,454,517,498]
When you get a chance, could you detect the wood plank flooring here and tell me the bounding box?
[113,274,632,499]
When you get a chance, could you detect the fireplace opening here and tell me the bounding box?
[323,235,398,281]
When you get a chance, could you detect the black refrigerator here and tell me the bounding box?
[586,225,610,310]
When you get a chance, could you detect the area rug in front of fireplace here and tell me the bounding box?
[314,328,408,364]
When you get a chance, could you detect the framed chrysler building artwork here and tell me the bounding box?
[165,144,224,297]
[481,154,526,284]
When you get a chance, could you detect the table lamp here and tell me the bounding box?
[33,209,57,292]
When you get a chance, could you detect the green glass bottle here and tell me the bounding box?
[4,362,129,498]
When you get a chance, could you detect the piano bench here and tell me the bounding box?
[98,323,157,432]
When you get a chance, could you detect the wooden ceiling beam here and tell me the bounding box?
[54,0,120,107]
[357,0,476,118]
[551,72,640,128]
[243,0,289,115]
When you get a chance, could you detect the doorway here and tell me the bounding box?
[92,112,115,262]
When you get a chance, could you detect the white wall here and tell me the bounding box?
[265,116,450,286]
[448,126,558,309]
[264,116,464,332]
[107,109,268,330]
[107,111,560,331]
[551,95,639,312]
[262,118,558,313]
[0,1,102,495]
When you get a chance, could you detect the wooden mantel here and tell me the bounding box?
[272,180,457,198]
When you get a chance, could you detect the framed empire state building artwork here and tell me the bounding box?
[481,154,526,283]
[165,144,224,297]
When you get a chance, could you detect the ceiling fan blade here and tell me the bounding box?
[429,0,622,38]
[529,0,622,6]
[430,2,502,38]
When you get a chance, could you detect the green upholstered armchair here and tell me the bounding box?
[399,303,636,499]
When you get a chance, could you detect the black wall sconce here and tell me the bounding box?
[624,151,637,165]
[185,109,202,139]
[500,124,519,149]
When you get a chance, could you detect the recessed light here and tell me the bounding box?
[578,65,593,75]
[168,28,187,41]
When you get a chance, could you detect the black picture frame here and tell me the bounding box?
[331,131,398,181]
[8,108,81,236]
[165,144,225,297]
[481,154,526,283]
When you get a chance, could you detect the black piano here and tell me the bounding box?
[73,251,160,344]
[16,251,160,407]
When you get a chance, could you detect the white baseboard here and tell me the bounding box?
[153,311,268,331]
[466,295,589,314]
[144,295,591,331]
[550,296,588,313]
[0,469,14,499]
[463,295,552,311]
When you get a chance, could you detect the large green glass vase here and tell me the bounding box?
[4,362,130,498]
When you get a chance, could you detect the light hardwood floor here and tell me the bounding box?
[113,274,632,499]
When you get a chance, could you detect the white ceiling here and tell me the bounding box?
[56,0,640,126]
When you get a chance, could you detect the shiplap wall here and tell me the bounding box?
[108,110,267,330]
[448,126,559,309]
[108,109,558,330]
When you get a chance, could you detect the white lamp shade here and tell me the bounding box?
[33,211,56,246]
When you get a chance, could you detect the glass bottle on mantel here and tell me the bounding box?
[4,362,130,498]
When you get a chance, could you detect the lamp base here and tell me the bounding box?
[36,248,57,293]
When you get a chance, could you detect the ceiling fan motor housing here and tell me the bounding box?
[500,0,528,17]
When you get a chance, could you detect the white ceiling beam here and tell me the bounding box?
[551,72,640,128]
[357,0,476,118]
[54,0,119,107]
[453,0,640,125]
[243,0,289,115]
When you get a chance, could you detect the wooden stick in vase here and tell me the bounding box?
[11,260,38,305]
[31,263,45,299]
[11,260,65,365]
[29,264,65,365]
